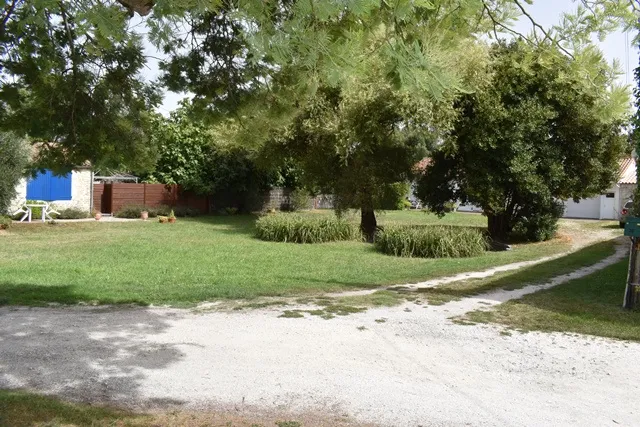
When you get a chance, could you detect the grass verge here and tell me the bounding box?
[0,390,334,427]
[418,239,618,306]
[465,258,640,342]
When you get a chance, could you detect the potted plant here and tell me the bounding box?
[141,210,149,220]
[158,216,168,223]
[168,210,177,224]
[93,210,102,221]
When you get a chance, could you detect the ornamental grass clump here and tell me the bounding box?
[375,225,488,258]
[256,214,358,243]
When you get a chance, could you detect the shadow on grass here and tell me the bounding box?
[0,283,150,306]
[179,214,258,237]
[417,239,619,304]
[0,306,184,414]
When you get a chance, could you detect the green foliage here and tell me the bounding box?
[288,189,312,211]
[375,225,487,258]
[145,110,213,192]
[0,1,160,172]
[632,61,640,213]
[511,200,565,242]
[266,80,441,240]
[417,41,628,241]
[0,132,29,215]
[255,214,358,243]
[54,208,91,220]
[115,204,171,219]
[378,182,411,211]
[147,105,277,212]
[172,206,202,217]
[0,215,12,230]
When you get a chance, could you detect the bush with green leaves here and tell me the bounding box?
[0,133,30,215]
[288,189,312,211]
[53,207,91,219]
[116,204,201,218]
[511,200,565,242]
[256,214,358,243]
[172,206,202,217]
[0,215,12,230]
[115,205,169,219]
[375,225,487,258]
[377,182,411,211]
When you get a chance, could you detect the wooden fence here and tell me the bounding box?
[93,183,209,214]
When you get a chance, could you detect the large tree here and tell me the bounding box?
[416,41,629,242]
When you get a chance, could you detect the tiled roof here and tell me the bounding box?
[618,157,636,185]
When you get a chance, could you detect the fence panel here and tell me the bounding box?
[94,183,209,214]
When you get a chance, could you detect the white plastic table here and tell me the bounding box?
[19,202,57,223]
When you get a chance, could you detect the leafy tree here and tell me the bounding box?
[0,132,30,215]
[0,0,160,172]
[145,109,213,193]
[416,41,629,242]
[146,104,287,211]
[266,79,442,241]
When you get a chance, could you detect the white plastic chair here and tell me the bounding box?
[12,199,29,222]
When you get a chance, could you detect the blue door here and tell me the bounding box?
[26,170,72,201]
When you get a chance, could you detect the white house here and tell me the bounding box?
[456,158,637,220]
[10,168,93,214]
[562,158,636,220]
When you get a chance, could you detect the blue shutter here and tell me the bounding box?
[50,173,72,200]
[26,170,72,201]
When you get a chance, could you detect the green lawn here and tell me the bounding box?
[0,211,583,306]
[420,239,619,305]
[466,259,640,341]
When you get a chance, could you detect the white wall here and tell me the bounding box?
[9,169,92,214]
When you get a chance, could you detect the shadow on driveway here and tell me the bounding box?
[0,305,184,409]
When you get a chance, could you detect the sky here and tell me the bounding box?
[144,1,638,116]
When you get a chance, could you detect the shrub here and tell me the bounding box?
[0,215,11,230]
[54,208,90,219]
[172,206,201,217]
[289,189,312,211]
[256,214,358,243]
[0,132,29,215]
[115,204,170,219]
[377,182,411,210]
[511,200,565,242]
[375,225,488,258]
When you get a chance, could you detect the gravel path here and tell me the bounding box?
[2,237,639,427]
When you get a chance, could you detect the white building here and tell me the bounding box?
[562,158,636,220]
[458,158,636,220]
[10,168,93,214]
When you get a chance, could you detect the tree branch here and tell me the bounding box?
[512,0,575,58]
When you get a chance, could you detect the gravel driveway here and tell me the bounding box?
[1,270,639,427]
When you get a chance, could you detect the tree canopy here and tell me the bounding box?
[416,41,629,242]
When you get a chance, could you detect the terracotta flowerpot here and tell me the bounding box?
[95,213,102,221]
[168,217,176,224]
[141,211,149,220]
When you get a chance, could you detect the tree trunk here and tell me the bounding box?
[486,212,510,242]
[361,206,377,243]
